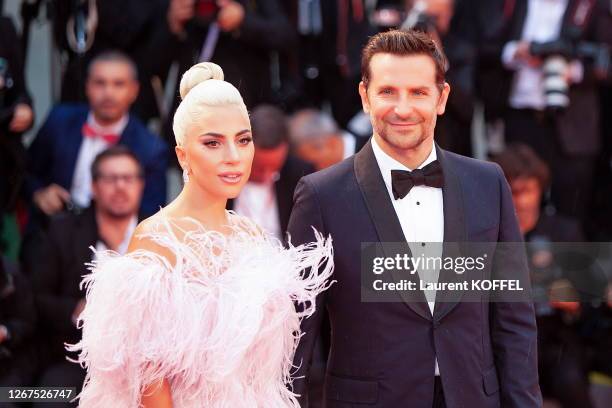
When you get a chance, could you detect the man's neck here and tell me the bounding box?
[90,112,126,129]
[96,210,136,250]
[374,134,434,170]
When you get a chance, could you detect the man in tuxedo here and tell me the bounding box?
[31,146,144,406]
[288,30,542,407]
[230,104,313,241]
[26,51,167,220]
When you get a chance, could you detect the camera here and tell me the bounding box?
[530,37,610,112]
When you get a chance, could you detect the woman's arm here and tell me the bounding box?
[128,221,176,407]
[142,379,173,408]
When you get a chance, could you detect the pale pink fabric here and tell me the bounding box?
[67,214,334,407]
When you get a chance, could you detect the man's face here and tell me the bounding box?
[424,0,454,35]
[295,135,344,171]
[359,53,449,155]
[510,177,542,231]
[86,61,139,124]
[92,156,144,218]
[249,143,288,183]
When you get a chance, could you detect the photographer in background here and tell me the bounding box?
[48,0,169,121]
[1,14,34,250]
[164,0,295,108]
[294,1,402,129]
[480,0,612,222]
[0,256,38,391]
[401,0,476,157]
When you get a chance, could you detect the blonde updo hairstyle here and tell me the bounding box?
[173,62,248,146]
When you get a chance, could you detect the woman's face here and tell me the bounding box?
[177,104,254,200]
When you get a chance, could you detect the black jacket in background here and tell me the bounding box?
[30,207,100,364]
[1,16,32,215]
[0,257,38,386]
[52,0,168,121]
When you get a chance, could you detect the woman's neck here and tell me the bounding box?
[163,183,230,233]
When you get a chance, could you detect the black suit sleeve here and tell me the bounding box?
[287,177,329,406]
[490,164,543,407]
[2,273,37,349]
[31,228,80,335]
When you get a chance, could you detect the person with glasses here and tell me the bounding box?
[29,146,145,407]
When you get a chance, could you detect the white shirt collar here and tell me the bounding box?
[86,112,129,138]
[371,136,437,194]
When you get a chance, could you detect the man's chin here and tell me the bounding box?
[104,208,137,219]
[384,134,425,151]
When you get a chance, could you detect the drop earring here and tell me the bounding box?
[182,168,190,183]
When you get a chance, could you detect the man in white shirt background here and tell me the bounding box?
[477,0,612,226]
[25,51,168,227]
[231,104,314,241]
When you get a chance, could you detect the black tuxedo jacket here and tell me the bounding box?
[288,141,542,407]
[476,0,612,155]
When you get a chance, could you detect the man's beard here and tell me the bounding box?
[375,121,427,151]
[99,200,137,220]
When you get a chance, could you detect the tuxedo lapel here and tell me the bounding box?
[354,141,431,321]
[434,146,468,321]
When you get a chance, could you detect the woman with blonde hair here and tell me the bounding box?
[68,62,333,407]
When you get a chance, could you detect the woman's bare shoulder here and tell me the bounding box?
[127,215,176,264]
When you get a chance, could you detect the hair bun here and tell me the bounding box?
[179,62,225,100]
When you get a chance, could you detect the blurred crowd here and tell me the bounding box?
[1,1,612,407]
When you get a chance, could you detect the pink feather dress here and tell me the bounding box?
[67,213,333,407]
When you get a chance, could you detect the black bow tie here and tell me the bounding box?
[391,160,444,200]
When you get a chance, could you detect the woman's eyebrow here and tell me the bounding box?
[200,133,226,138]
[235,129,251,137]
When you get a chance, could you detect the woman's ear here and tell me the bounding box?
[175,145,187,169]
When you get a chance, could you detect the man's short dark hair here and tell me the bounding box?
[361,29,448,90]
[87,50,138,81]
[250,104,289,149]
[492,143,551,190]
[91,145,144,180]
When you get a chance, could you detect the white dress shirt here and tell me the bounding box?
[502,0,583,110]
[341,131,357,159]
[371,137,444,375]
[94,216,138,257]
[234,181,282,240]
[71,113,128,208]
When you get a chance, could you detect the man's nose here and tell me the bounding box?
[394,95,415,118]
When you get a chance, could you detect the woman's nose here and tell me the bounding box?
[224,143,240,162]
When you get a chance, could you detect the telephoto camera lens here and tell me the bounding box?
[542,56,570,111]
